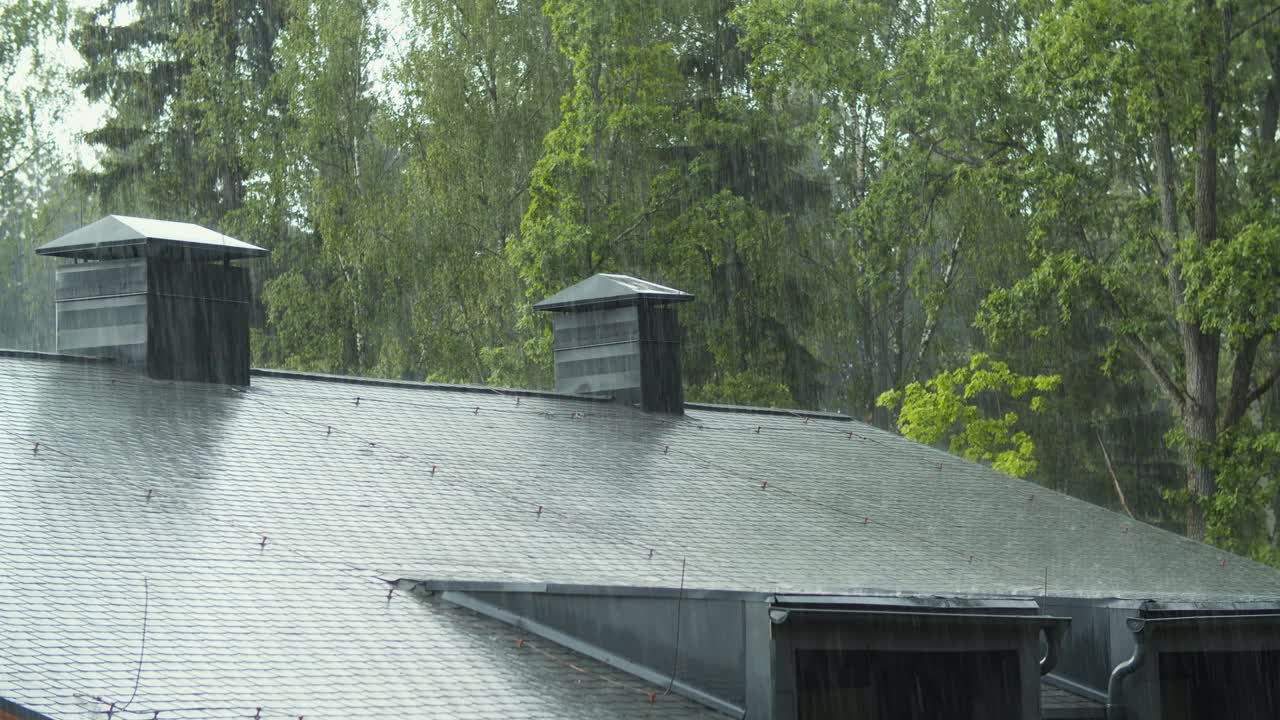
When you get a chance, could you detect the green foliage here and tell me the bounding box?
[1172,422,1280,563]
[878,354,1061,477]
[0,0,71,353]
[72,0,284,221]
[515,0,830,406]
[1178,223,1280,343]
[388,0,569,387]
[688,370,794,409]
[1,0,68,180]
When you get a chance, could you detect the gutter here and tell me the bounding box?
[1105,611,1280,720]
[769,603,1070,676]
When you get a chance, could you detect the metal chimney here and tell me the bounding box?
[534,273,693,413]
[36,215,270,385]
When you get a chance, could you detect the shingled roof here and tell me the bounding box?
[2,351,1279,718]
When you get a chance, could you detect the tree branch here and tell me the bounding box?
[1229,4,1280,43]
[912,223,965,375]
[1097,430,1135,518]
[1242,363,1280,411]
[1224,335,1261,428]
[1092,275,1188,409]
[1123,332,1189,409]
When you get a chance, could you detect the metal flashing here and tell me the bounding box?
[407,581,1056,605]
[0,349,112,364]
[684,402,851,421]
[36,215,269,261]
[1144,600,1280,614]
[251,367,616,403]
[771,607,1072,629]
[1043,673,1109,704]
[1126,612,1280,633]
[438,590,746,718]
[533,273,693,312]
[406,578,764,601]
[772,594,1043,613]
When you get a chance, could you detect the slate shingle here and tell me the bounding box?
[3,353,1280,719]
[0,356,721,719]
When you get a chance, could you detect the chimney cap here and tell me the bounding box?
[36,215,269,262]
[533,273,693,312]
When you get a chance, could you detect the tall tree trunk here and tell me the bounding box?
[1180,0,1229,540]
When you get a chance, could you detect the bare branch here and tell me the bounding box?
[912,223,965,375]
[1243,363,1280,411]
[1092,275,1189,409]
[1123,332,1189,410]
[1097,430,1135,518]
[1229,5,1280,43]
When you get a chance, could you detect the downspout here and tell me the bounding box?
[1040,623,1063,675]
[1105,617,1151,720]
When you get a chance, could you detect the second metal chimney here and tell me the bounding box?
[534,274,693,413]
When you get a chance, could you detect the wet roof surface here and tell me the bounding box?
[0,356,718,719]
[5,354,1280,600]
[3,353,1280,716]
[1041,685,1104,719]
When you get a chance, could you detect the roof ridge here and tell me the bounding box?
[251,367,612,403]
[0,348,111,364]
[0,351,851,418]
[683,401,851,421]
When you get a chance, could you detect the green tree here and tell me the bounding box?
[736,0,1035,420]
[391,0,569,385]
[878,354,1062,477]
[253,0,397,374]
[72,0,286,222]
[2,0,67,181]
[980,0,1280,540]
[0,0,70,351]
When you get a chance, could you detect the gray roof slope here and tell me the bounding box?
[1041,686,1104,719]
[4,354,1280,600]
[3,353,1280,714]
[0,356,720,719]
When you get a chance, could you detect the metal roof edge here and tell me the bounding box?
[771,594,1043,613]
[250,368,614,403]
[1038,593,1280,609]
[402,578,769,601]
[34,236,147,255]
[0,348,112,364]
[1146,599,1280,612]
[772,607,1073,628]
[437,590,744,718]
[1127,612,1280,633]
[1042,673,1109,704]
[683,402,852,421]
[0,696,58,720]
[405,581,1087,606]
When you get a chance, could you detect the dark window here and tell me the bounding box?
[795,649,1020,720]
[1159,650,1280,720]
